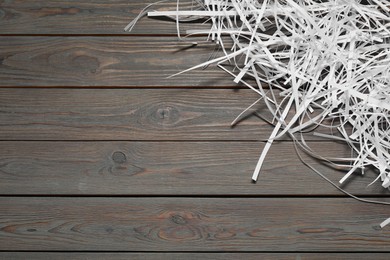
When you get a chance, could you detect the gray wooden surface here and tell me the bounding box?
[0,0,389,258]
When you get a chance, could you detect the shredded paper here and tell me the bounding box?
[126,0,390,226]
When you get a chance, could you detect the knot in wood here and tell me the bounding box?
[155,105,179,125]
[157,106,173,119]
[171,214,187,225]
[71,55,100,74]
[112,151,127,164]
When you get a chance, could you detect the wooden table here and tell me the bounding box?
[0,1,389,259]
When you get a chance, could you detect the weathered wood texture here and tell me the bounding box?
[0,37,238,87]
[1,198,389,251]
[1,0,389,257]
[0,0,208,35]
[2,253,390,260]
[0,88,279,140]
[0,88,338,140]
[0,141,386,196]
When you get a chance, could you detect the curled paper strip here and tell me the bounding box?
[380,217,390,228]
[125,0,390,226]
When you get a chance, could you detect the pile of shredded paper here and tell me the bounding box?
[126,0,390,226]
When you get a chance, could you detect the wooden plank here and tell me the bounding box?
[0,141,387,196]
[0,36,237,87]
[2,253,390,260]
[0,88,284,141]
[1,197,390,251]
[0,0,208,35]
[0,88,341,141]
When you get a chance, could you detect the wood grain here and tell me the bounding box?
[0,88,264,140]
[1,197,390,251]
[0,0,208,35]
[2,253,390,260]
[1,0,387,255]
[0,36,238,87]
[0,88,340,140]
[0,141,387,196]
